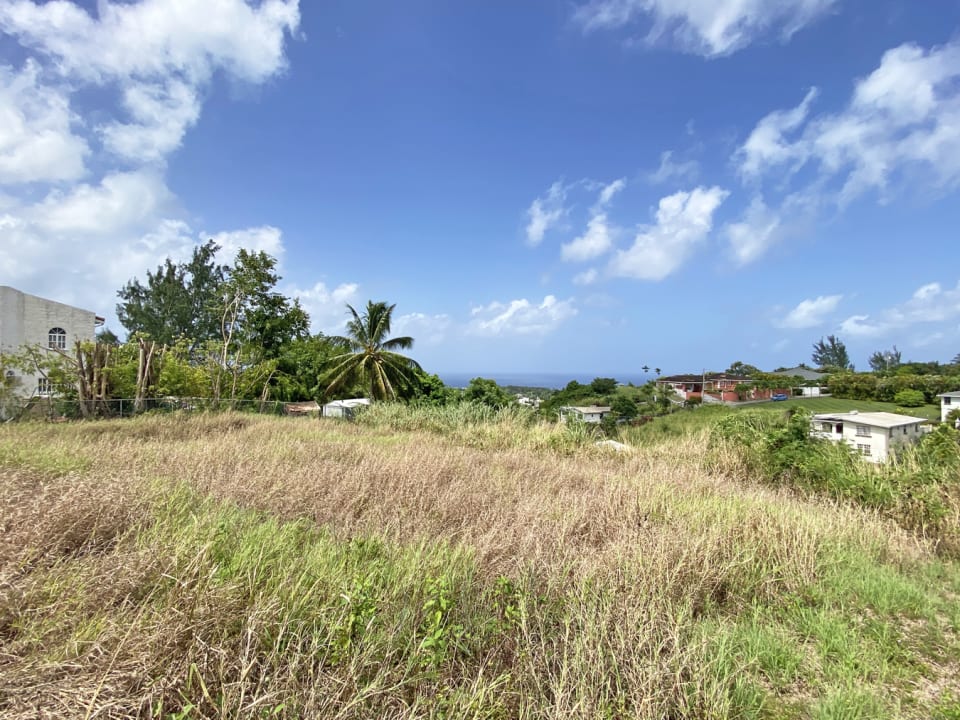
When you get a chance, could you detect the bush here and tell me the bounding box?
[894,389,925,407]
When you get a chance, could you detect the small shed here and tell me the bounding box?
[322,398,371,419]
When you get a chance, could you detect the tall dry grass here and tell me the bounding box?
[1,411,958,718]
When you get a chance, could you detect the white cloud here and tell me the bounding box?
[0,0,302,329]
[839,314,885,337]
[738,88,818,179]
[289,281,360,335]
[394,312,452,346]
[0,60,88,183]
[737,42,960,203]
[560,178,626,262]
[573,268,599,286]
[838,279,960,338]
[525,181,567,246]
[777,294,842,329]
[206,226,285,263]
[562,214,615,262]
[595,177,626,208]
[609,186,728,281]
[573,0,838,57]
[469,295,577,336]
[647,150,699,184]
[0,0,300,164]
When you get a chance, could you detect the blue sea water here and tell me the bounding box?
[437,372,655,390]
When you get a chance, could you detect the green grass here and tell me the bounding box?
[758,397,941,421]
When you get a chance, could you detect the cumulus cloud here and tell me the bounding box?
[737,42,960,203]
[0,0,299,163]
[573,0,838,57]
[573,268,599,286]
[393,312,452,346]
[560,178,626,262]
[609,186,728,281]
[469,295,577,336]
[525,181,567,246]
[777,294,842,329]
[0,0,303,327]
[647,150,699,185]
[289,281,360,335]
[0,60,89,183]
[838,280,960,338]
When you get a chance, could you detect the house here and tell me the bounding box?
[322,398,370,419]
[559,405,611,423]
[938,391,960,423]
[0,286,103,397]
[811,410,927,463]
[771,366,829,397]
[655,373,789,403]
[655,374,742,401]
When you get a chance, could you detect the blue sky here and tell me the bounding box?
[2,0,960,376]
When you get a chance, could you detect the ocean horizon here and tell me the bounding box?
[437,371,657,390]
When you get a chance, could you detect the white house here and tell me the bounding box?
[322,398,370,419]
[811,410,927,463]
[938,391,960,423]
[559,405,611,423]
[771,366,829,397]
[0,286,102,397]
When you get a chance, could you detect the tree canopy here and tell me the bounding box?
[812,335,853,371]
[323,301,422,401]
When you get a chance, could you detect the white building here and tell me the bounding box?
[811,410,927,463]
[938,391,960,423]
[322,398,370,419]
[0,286,102,397]
[559,405,611,424]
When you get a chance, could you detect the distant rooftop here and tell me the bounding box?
[812,411,927,428]
[563,405,612,413]
[771,366,828,381]
[937,391,960,398]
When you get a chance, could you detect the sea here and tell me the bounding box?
[438,372,656,390]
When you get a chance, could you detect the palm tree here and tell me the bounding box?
[642,365,650,374]
[323,301,422,401]
[654,367,661,377]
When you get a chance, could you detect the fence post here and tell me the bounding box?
[119,398,123,418]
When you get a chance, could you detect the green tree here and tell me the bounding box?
[323,301,422,401]
[590,377,618,394]
[868,345,901,373]
[463,377,513,409]
[893,389,925,407]
[117,239,227,344]
[726,361,760,376]
[611,394,639,420]
[812,335,853,371]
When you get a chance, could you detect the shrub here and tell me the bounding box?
[894,389,925,407]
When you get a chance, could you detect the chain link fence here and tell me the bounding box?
[3,396,295,421]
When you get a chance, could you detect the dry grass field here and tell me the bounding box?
[1,410,959,719]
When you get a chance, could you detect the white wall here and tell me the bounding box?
[0,286,98,397]
[942,395,959,422]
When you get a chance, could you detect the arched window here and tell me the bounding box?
[48,327,66,350]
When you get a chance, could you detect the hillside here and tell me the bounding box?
[2,410,959,719]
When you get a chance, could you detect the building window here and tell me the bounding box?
[946,397,952,405]
[855,425,871,437]
[48,327,67,350]
[820,422,833,432]
[856,443,871,456]
[37,377,53,395]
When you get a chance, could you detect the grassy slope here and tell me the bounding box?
[0,411,958,719]
[772,397,941,421]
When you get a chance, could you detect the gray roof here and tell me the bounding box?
[771,366,828,381]
[563,405,612,413]
[937,391,960,398]
[812,411,927,428]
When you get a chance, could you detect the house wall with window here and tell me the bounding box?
[940,392,960,422]
[0,286,99,397]
[811,411,926,463]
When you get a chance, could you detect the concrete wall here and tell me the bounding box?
[0,286,98,397]
[942,395,959,422]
